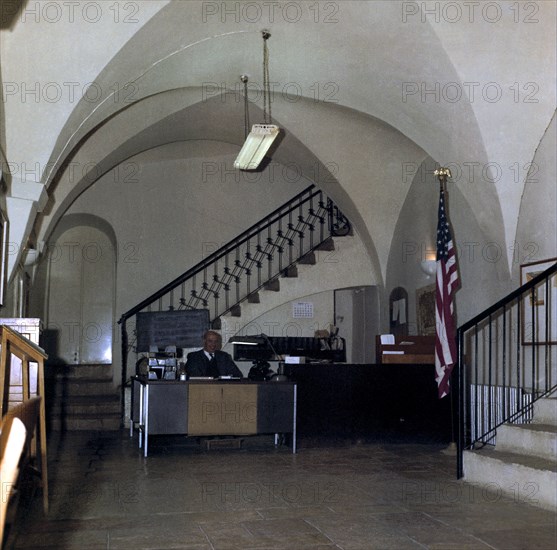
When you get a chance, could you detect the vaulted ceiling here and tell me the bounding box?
[1,0,555,281]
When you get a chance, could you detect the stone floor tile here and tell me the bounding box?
[198,520,331,549]
[254,505,337,520]
[472,526,557,550]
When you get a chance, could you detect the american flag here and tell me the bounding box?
[435,186,460,399]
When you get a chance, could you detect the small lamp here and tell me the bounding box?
[420,259,437,278]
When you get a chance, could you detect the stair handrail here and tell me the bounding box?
[118,184,345,323]
[456,260,557,478]
[458,262,557,333]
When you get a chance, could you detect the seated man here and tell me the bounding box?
[185,330,243,378]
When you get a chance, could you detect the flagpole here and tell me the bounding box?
[442,387,457,455]
[434,167,457,456]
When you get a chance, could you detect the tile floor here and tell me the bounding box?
[8,432,557,549]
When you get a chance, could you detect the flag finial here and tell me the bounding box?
[434,167,452,183]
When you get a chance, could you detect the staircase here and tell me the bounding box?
[455,261,557,510]
[46,364,120,431]
[463,395,557,510]
[220,233,372,342]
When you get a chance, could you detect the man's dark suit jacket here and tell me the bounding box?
[185,349,243,378]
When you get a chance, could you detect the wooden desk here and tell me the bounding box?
[131,378,297,456]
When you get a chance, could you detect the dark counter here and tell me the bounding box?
[284,363,453,443]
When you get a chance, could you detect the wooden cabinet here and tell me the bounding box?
[188,383,258,435]
[375,335,435,364]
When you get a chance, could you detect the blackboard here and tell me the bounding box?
[136,310,210,351]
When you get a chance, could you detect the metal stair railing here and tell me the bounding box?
[456,260,557,478]
[117,184,350,419]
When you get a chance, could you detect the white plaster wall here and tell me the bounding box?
[231,290,335,340]
[62,142,308,315]
[514,112,557,275]
[421,0,556,261]
[0,0,169,176]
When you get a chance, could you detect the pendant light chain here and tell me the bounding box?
[242,76,250,139]
[262,30,271,124]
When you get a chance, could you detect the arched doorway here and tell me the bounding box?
[45,220,115,365]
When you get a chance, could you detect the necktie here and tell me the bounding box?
[207,353,219,377]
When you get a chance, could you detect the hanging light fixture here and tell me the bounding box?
[234,30,281,170]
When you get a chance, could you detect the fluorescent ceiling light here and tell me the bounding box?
[234,123,280,170]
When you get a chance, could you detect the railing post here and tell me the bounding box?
[456,328,464,478]
[544,279,549,392]
[120,317,128,429]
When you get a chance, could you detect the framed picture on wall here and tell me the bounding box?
[416,284,436,336]
[520,258,557,345]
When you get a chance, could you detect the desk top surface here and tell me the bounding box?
[133,376,296,386]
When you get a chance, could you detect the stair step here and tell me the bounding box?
[247,292,260,304]
[463,447,556,510]
[48,395,120,415]
[49,379,117,397]
[47,392,120,432]
[230,305,241,317]
[283,265,298,278]
[533,397,557,425]
[263,278,280,292]
[298,252,316,265]
[49,412,121,431]
[47,364,113,380]
[45,364,121,431]
[52,377,114,395]
[315,238,335,251]
[496,423,557,461]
